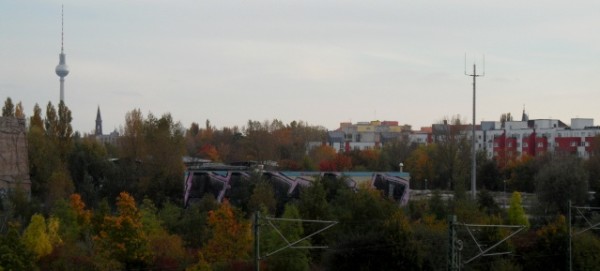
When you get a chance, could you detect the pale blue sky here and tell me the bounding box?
[2,1,600,134]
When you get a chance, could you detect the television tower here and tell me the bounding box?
[55,5,69,102]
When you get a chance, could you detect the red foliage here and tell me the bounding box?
[319,154,352,171]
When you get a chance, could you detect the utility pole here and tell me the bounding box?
[448,215,459,271]
[568,200,571,271]
[254,211,260,271]
[465,55,484,200]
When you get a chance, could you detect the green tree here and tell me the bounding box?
[50,198,80,243]
[139,198,188,270]
[585,135,600,205]
[56,101,73,159]
[536,155,588,214]
[174,196,218,248]
[248,180,277,215]
[28,103,61,202]
[2,97,14,117]
[262,204,310,271]
[516,215,568,271]
[0,223,36,270]
[45,167,75,210]
[325,186,401,270]
[478,189,501,216]
[68,137,110,206]
[573,231,600,270]
[507,192,529,226]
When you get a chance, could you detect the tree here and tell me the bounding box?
[21,213,53,259]
[0,223,36,270]
[2,97,14,117]
[28,103,61,202]
[173,196,218,248]
[405,144,435,187]
[139,198,188,270]
[45,167,75,209]
[68,137,110,206]
[585,135,600,205]
[56,101,73,159]
[536,155,588,214]
[505,155,538,193]
[478,189,501,216]
[478,158,502,191]
[500,112,513,127]
[200,200,252,266]
[515,215,568,270]
[507,192,529,226]
[248,180,277,215]
[15,101,24,118]
[262,204,310,271]
[325,186,402,270]
[30,103,44,130]
[138,112,186,205]
[573,232,600,270]
[95,192,150,268]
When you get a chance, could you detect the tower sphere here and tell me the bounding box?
[55,63,69,77]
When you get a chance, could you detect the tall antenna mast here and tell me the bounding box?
[61,5,64,53]
[465,54,485,200]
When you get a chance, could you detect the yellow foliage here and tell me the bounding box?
[21,213,53,259]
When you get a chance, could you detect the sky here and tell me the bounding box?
[2,1,600,134]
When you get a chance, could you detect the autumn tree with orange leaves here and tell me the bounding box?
[200,200,252,266]
[95,192,150,269]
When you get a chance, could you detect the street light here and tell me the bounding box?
[399,162,404,173]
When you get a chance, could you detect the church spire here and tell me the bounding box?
[95,106,103,136]
[521,105,529,122]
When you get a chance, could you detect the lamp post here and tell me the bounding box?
[399,162,404,173]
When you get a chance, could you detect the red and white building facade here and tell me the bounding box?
[478,118,600,163]
[311,115,600,163]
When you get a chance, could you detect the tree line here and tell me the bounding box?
[2,97,600,270]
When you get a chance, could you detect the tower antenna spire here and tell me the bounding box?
[61,4,64,53]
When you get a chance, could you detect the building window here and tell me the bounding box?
[523,142,528,147]
[494,142,499,147]
[508,142,513,147]
[356,134,361,142]
[571,141,577,147]
[537,142,544,147]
